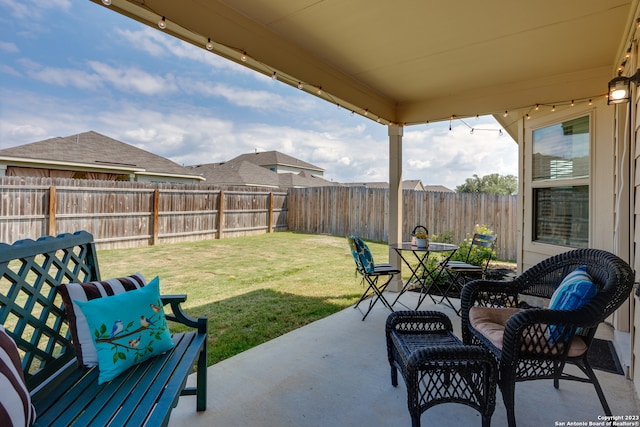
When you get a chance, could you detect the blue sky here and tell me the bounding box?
[0,0,517,189]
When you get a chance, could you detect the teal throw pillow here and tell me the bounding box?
[75,276,174,384]
[548,265,597,343]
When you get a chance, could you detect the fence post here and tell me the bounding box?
[218,190,225,239]
[48,186,57,236]
[152,189,160,245]
[268,192,274,233]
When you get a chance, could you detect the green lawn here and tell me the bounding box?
[97,232,388,366]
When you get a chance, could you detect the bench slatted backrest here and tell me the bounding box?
[0,231,100,390]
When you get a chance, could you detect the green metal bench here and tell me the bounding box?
[0,231,208,426]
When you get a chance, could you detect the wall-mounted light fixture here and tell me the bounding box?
[608,70,640,104]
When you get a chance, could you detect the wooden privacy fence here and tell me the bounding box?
[0,177,517,259]
[287,186,518,261]
[0,177,287,249]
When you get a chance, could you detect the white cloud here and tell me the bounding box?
[0,64,21,77]
[88,61,177,95]
[0,0,70,20]
[0,41,18,53]
[185,81,314,113]
[115,27,250,74]
[402,120,517,189]
[18,59,104,90]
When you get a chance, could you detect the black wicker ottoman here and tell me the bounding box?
[386,311,497,427]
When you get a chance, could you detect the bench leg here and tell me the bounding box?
[196,343,208,411]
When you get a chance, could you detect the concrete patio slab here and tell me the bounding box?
[169,292,640,427]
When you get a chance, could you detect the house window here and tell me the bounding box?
[532,115,589,247]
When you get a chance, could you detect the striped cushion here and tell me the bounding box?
[0,325,36,426]
[58,273,147,368]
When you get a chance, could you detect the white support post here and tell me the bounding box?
[388,124,403,292]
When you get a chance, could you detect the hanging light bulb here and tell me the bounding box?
[158,17,167,29]
[535,104,540,111]
[470,128,474,134]
[551,105,556,112]
[503,110,508,117]
[499,129,503,136]
[297,82,303,90]
[571,100,575,107]
[271,72,277,80]
[588,99,593,106]
[206,38,214,51]
[101,0,111,5]
[241,51,248,62]
[364,109,369,116]
[526,113,530,120]
[317,86,322,95]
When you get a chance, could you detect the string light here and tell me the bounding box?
[206,38,214,51]
[241,51,247,62]
[503,110,508,117]
[158,17,167,29]
[571,100,575,107]
[271,72,277,80]
[589,99,593,106]
[552,105,556,112]
[297,82,303,90]
[535,104,540,111]
[101,0,111,5]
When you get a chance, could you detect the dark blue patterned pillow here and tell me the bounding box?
[354,237,375,274]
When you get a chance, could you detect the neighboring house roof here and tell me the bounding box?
[344,180,445,191]
[0,131,203,181]
[423,185,454,193]
[277,171,337,188]
[344,182,389,188]
[189,159,336,188]
[188,160,281,188]
[230,151,324,175]
[403,180,425,191]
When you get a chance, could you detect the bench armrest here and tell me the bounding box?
[161,294,208,334]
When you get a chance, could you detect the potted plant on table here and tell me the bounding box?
[411,225,429,248]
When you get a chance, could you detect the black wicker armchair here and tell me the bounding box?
[460,248,635,427]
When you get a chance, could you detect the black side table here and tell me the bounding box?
[385,311,497,427]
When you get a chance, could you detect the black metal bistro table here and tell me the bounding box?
[390,242,459,311]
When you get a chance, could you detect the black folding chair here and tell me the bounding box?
[347,236,400,320]
[440,233,497,313]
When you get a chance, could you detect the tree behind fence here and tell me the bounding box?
[287,186,517,261]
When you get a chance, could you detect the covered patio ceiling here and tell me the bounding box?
[92,0,635,136]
